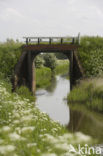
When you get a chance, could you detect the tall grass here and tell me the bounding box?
[16,86,35,102]
[35,61,69,89]
[68,79,103,112]
[55,60,69,75]
[0,77,95,156]
[36,67,52,88]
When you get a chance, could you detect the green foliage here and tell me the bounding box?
[0,77,95,156]
[36,61,69,88]
[0,73,12,92]
[79,36,103,77]
[68,79,103,112]
[0,39,22,78]
[36,67,52,88]
[43,53,57,71]
[35,55,44,68]
[55,53,67,59]
[55,60,69,75]
[16,86,35,102]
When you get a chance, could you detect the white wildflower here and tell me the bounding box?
[9,132,25,141]
[58,133,73,143]
[55,143,70,151]
[15,127,21,134]
[44,134,58,144]
[21,126,35,133]
[52,128,57,132]
[37,149,41,153]
[75,132,91,142]
[27,143,37,147]
[13,112,20,118]
[0,145,15,154]
[2,126,11,132]
[22,109,32,115]
[13,120,20,124]
[21,115,33,122]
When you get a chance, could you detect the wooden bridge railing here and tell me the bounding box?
[23,34,80,45]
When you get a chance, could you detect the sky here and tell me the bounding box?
[0,0,103,41]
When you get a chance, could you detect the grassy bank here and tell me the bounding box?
[36,67,52,88]
[36,60,69,88]
[55,60,69,75]
[68,78,103,113]
[0,77,95,156]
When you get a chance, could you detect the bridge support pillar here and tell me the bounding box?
[27,51,36,94]
[64,51,73,90]
[69,51,73,90]
[12,47,84,94]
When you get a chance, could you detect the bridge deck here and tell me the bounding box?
[23,36,80,52]
[23,35,80,45]
[22,44,79,52]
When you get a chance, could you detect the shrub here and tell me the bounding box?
[0,39,22,78]
[43,53,57,71]
[35,55,44,68]
[79,36,103,77]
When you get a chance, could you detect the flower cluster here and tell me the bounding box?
[0,81,93,156]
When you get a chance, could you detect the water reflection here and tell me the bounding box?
[68,106,103,143]
[36,74,103,144]
[46,76,57,93]
[36,75,70,125]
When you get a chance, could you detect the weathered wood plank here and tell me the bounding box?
[22,44,79,52]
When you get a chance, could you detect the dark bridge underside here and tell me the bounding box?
[22,44,78,52]
[12,43,84,94]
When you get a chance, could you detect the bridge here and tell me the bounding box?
[12,35,84,94]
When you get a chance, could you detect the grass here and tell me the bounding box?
[55,60,69,75]
[68,78,103,113]
[0,76,97,156]
[36,61,69,89]
[16,86,36,102]
[0,37,102,155]
[36,67,52,88]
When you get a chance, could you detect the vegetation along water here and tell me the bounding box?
[0,37,103,155]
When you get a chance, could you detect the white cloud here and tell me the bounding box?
[0,0,103,41]
[0,8,24,22]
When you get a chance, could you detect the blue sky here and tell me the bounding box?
[0,0,103,41]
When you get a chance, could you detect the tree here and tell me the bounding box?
[35,55,44,68]
[43,53,57,71]
[55,53,67,59]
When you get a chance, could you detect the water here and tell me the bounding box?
[36,75,70,125]
[36,75,103,144]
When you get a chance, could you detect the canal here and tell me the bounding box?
[36,74,103,144]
